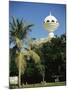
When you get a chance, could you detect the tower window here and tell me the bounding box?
[51,20,55,22]
[46,20,50,22]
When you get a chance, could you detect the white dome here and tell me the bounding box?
[44,12,59,33]
[44,15,57,23]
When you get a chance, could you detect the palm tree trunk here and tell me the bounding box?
[18,53,21,88]
[18,68,21,87]
[42,73,45,82]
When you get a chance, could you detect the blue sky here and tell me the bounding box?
[9,1,66,39]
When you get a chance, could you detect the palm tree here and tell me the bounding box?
[10,17,33,87]
[10,17,33,49]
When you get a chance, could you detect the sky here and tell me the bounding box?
[9,1,66,39]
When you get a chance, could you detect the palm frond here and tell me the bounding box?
[22,24,34,38]
[28,50,41,64]
[12,16,17,27]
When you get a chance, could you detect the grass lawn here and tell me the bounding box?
[22,82,66,88]
[10,81,66,89]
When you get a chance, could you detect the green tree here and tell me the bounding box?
[40,34,66,82]
[31,34,66,82]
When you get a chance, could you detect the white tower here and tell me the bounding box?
[44,12,59,38]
